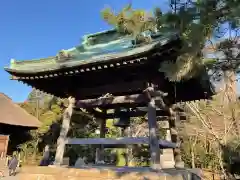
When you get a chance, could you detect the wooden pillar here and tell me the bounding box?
[122,127,131,166]
[148,98,161,169]
[170,111,184,168]
[54,97,75,166]
[95,110,106,163]
[126,127,133,166]
[95,120,106,163]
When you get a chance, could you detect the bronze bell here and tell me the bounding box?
[114,108,130,128]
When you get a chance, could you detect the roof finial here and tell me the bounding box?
[10,58,16,64]
[10,58,16,68]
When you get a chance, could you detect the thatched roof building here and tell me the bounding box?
[0,93,41,128]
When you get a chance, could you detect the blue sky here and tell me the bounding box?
[0,0,170,102]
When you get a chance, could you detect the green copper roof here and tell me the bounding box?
[5,30,179,74]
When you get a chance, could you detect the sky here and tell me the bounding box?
[0,0,170,102]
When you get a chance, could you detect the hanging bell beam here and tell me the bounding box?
[76,90,168,109]
[76,94,148,108]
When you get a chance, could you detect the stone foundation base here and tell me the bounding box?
[18,166,202,180]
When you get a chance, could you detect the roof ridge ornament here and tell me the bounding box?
[10,58,16,68]
[10,58,16,64]
[56,49,73,62]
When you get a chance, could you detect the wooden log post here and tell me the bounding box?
[145,84,165,169]
[125,127,133,166]
[148,98,161,169]
[121,126,131,166]
[169,110,184,168]
[95,116,106,163]
[54,97,75,166]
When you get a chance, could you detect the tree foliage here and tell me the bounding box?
[101,1,240,82]
[160,0,240,82]
[181,90,240,178]
[19,90,98,165]
[101,4,156,43]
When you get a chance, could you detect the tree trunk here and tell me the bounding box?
[191,147,195,168]
[223,70,240,136]
[223,69,237,103]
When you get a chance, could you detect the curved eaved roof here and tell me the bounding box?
[0,93,41,128]
[4,31,179,74]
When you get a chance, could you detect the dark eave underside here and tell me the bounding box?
[9,48,181,100]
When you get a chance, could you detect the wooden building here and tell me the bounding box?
[4,30,214,169]
[0,93,41,154]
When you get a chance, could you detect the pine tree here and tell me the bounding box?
[161,0,240,85]
[100,1,240,84]
[101,4,156,44]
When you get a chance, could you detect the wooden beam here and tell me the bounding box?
[65,137,177,148]
[92,143,177,149]
[80,106,185,121]
[76,94,149,108]
[109,110,169,119]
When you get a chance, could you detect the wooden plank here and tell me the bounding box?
[65,137,177,148]
[93,143,177,149]
[66,137,149,144]
[76,94,149,108]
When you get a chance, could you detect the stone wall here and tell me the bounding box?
[18,166,201,180]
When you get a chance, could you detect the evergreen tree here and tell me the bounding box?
[101,1,240,86]
[101,4,156,44]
